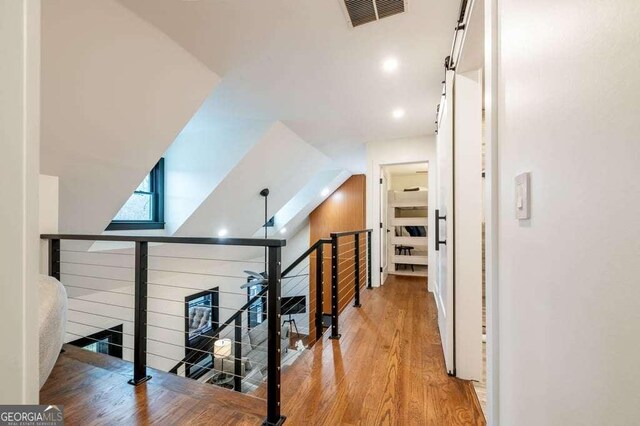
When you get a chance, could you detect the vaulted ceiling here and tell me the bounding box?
[41,0,458,237]
[117,0,458,171]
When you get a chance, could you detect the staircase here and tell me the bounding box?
[41,228,371,424]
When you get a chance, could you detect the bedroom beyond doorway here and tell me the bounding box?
[380,162,429,280]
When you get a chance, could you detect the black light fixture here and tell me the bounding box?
[260,188,269,273]
[242,188,270,289]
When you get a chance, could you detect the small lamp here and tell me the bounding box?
[213,338,232,381]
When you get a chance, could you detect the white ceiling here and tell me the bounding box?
[117,0,458,172]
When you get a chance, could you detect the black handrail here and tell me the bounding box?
[40,234,286,247]
[45,230,368,425]
[42,232,286,424]
[329,229,373,238]
[282,238,330,276]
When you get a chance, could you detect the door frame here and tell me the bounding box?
[484,0,500,422]
[379,169,388,285]
[377,161,430,287]
[450,0,501,421]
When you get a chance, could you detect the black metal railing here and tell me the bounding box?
[41,229,372,424]
[166,237,329,389]
[328,230,373,339]
[283,238,330,344]
[41,234,287,426]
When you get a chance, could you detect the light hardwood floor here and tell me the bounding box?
[41,345,266,425]
[276,274,485,425]
[41,275,484,425]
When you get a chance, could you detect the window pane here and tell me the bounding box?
[113,193,153,221]
[135,174,151,193]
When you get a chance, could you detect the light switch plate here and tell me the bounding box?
[515,172,531,220]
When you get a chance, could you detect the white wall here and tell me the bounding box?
[0,0,40,403]
[366,137,437,289]
[163,109,269,235]
[39,175,59,274]
[40,0,218,234]
[39,176,59,235]
[261,169,351,238]
[495,0,640,424]
[176,122,329,237]
[281,221,311,335]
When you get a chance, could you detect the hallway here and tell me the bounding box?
[279,275,485,425]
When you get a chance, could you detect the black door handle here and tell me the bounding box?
[435,209,447,251]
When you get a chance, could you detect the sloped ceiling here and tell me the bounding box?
[162,92,273,235]
[255,169,352,238]
[117,0,459,172]
[40,0,219,233]
[175,122,331,237]
[42,0,457,240]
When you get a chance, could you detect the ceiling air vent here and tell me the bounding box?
[342,0,406,28]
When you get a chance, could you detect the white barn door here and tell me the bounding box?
[435,70,456,374]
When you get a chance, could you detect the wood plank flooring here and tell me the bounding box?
[40,344,266,425]
[41,275,484,425]
[277,274,485,425]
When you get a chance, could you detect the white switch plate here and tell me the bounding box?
[515,172,531,220]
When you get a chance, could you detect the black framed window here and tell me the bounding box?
[107,159,164,231]
[68,325,123,358]
[248,282,267,329]
[183,287,219,378]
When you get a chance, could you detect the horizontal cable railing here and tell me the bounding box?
[327,230,373,340]
[42,234,287,426]
[42,229,373,424]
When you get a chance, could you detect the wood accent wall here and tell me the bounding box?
[308,174,366,343]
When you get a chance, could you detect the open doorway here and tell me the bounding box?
[380,162,429,284]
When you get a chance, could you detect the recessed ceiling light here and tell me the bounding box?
[382,57,399,73]
[280,228,287,234]
[392,108,405,119]
[321,188,331,197]
[217,228,228,237]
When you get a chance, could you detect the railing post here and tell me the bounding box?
[48,238,60,280]
[329,234,341,340]
[315,244,324,341]
[266,246,285,425]
[234,315,243,392]
[129,241,151,386]
[353,234,361,308]
[367,230,373,289]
